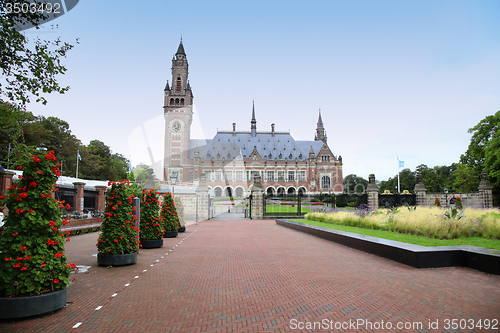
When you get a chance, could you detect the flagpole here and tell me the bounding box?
[76,150,79,178]
[397,156,400,194]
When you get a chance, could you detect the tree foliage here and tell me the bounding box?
[0,0,77,106]
[343,174,368,193]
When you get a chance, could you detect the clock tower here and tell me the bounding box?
[163,40,194,182]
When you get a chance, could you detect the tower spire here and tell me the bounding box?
[251,100,257,137]
[315,108,327,143]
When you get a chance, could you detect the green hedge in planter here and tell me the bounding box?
[97,179,139,255]
[161,193,179,231]
[140,189,163,241]
[174,195,185,227]
[0,150,75,297]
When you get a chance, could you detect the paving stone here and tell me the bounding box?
[1,219,499,332]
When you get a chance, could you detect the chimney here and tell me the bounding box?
[271,123,275,137]
[232,123,236,136]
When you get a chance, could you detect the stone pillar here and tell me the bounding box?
[366,174,378,211]
[0,170,15,216]
[251,175,264,219]
[196,173,210,221]
[94,186,107,212]
[73,182,86,212]
[478,171,493,209]
[414,173,427,207]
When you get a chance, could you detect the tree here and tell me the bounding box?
[1,1,77,107]
[460,110,500,205]
[453,164,479,192]
[378,169,415,193]
[460,111,500,172]
[343,174,368,193]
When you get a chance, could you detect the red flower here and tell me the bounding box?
[29,181,37,188]
[66,204,71,210]
[114,239,118,243]
[0,195,5,200]
[52,227,58,232]
[54,279,60,284]
[48,220,56,227]
[20,246,27,251]
[35,170,42,174]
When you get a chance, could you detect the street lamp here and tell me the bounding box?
[444,188,448,208]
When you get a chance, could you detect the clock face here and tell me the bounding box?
[172,122,181,132]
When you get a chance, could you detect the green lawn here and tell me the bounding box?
[290,219,500,251]
[264,205,315,213]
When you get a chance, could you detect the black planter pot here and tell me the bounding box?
[140,238,163,249]
[163,230,178,238]
[0,288,67,319]
[97,252,137,266]
[178,226,186,232]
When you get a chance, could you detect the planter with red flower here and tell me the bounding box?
[96,179,139,266]
[174,195,186,232]
[0,150,75,319]
[139,189,164,249]
[161,193,179,238]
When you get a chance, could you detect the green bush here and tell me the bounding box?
[97,180,139,255]
[160,193,179,232]
[0,150,74,297]
[140,189,163,241]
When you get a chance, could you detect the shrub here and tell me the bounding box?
[0,150,75,297]
[434,197,441,207]
[97,180,139,255]
[174,196,186,227]
[160,193,179,232]
[139,189,163,241]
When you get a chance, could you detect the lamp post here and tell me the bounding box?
[444,188,448,208]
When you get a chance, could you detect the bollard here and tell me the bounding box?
[133,197,140,239]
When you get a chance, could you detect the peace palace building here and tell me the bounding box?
[163,42,343,198]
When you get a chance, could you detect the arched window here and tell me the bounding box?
[321,176,330,189]
[235,188,244,198]
[170,98,174,105]
[175,98,179,105]
[225,188,232,197]
[176,77,182,92]
[214,188,222,197]
[180,98,185,106]
[287,187,296,195]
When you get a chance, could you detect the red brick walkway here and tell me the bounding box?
[1,219,499,332]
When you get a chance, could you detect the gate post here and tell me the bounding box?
[196,173,210,221]
[414,173,427,207]
[251,175,264,219]
[366,174,378,211]
[478,171,493,208]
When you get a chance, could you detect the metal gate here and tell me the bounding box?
[378,193,416,208]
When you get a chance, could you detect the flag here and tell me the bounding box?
[399,160,404,168]
[129,161,133,173]
[77,151,82,161]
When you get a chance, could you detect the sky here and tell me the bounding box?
[19,0,500,181]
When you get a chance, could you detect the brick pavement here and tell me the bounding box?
[1,219,499,332]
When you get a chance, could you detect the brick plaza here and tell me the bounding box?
[1,219,499,332]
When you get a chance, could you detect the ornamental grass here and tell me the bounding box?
[160,193,179,232]
[305,206,500,240]
[139,189,163,241]
[0,151,75,297]
[97,179,139,255]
